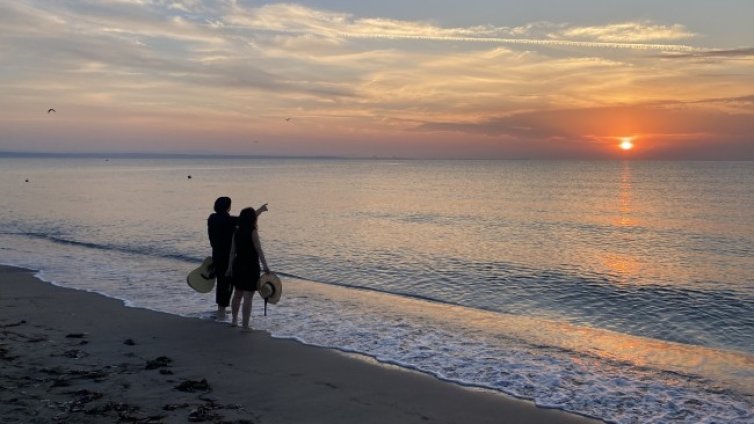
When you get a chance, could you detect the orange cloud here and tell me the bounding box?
[417,99,754,159]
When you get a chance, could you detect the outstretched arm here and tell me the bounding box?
[255,203,268,216]
[252,230,269,273]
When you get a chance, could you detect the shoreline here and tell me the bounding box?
[0,265,601,423]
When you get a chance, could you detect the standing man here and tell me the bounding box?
[208,197,267,320]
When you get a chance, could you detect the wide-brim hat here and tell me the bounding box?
[257,272,282,305]
[186,257,215,293]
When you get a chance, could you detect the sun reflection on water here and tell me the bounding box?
[602,162,641,279]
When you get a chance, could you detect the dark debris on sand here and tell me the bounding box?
[61,349,89,359]
[188,404,222,422]
[65,389,104,412]
[175,378,212,393]
[145,355,173,370]
[0,319,257,423]
[0,345,20,361]
[163,402,191,411]
[0,319,27,328]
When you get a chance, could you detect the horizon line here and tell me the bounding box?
[0,151,752,162]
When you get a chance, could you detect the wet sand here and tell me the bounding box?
[0,265,601,423]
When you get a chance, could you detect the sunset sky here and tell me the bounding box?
[1,0,753,159]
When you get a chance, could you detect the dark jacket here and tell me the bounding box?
[208,212,238,265]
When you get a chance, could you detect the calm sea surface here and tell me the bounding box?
[1,158,752,423]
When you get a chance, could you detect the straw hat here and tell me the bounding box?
[257,272,282,305]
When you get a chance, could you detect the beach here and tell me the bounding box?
[2,0,754,420]
[0,265,600,423]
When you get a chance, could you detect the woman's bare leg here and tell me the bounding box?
[241,291,253,329]
[230,289,243,327]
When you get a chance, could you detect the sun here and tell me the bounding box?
[619,137,634,151]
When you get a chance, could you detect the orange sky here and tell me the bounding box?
[1,1,753,159]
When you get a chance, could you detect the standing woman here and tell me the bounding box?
[229,207,270,330]
[208,197,267,320]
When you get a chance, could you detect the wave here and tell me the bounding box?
[0,231,201,263]
[280,251,754,354]
[3,230,753,354]
[1,233,752,423]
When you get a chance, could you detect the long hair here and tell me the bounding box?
[236,207,257,243]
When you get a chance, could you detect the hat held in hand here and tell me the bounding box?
[257,272,282,315]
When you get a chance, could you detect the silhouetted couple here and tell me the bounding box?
[208,196,269,330]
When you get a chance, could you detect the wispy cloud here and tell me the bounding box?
[416,98,754,148]
[338,33,701,52]
[225,4,701,52]
[655,47,754,59]
[556,22,695,43]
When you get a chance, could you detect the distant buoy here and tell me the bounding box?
[25,179,29,183]
[187,175,192,179]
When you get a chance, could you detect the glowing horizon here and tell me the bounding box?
[1,1,753,159]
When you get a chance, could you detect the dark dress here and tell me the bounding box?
[231,230,260,291]
[208,212,238,306]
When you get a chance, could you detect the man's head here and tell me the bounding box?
[213,196,232,213]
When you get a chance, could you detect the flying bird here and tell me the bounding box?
[47,108,56,114]
[284,117,292,122]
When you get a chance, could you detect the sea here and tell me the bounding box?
[0,157,752,423]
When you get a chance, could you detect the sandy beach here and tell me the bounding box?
[0,265,601,423]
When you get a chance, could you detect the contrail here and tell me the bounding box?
[338,32,703,52]
[227,23,704,52]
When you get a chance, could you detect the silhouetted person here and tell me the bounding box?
[228,207,270,330]
[207,197,267,320]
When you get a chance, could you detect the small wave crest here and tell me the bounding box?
[277,251,754,353]
[0,230,202,264]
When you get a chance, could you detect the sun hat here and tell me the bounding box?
[257,272,283,315]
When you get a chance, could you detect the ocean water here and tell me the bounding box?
[0,157,752,423]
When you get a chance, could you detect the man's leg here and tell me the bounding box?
[215,262,233,318]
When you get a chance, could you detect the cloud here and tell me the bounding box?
[654,47,754,59]
[557,21,695,43]
[415,100,754,148]
[224,4,701,52]
[0,1,357,105]
[2,1,752,158]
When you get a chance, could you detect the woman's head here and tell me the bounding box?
[213,196,232,213]
[237,207,258,236]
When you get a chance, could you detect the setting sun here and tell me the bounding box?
[620,138,634,151]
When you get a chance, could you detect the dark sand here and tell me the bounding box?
[0,265,601,423]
